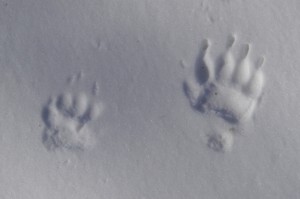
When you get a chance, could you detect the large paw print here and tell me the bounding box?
[184,35,265,124]
[42,84,103,151]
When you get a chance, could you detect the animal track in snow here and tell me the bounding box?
[207,129,234,152]
[42,73,104,151]
[184,34,265,124]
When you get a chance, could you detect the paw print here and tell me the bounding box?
[207,129,234,152]
[184,35,265,124]
[42,76,104,151]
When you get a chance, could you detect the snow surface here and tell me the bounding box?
[1,0,300,198]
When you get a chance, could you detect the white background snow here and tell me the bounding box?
[0,0,300,198]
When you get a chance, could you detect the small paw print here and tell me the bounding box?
[184,34,265,124]
[207,130,234,152]
[42,75,104,151]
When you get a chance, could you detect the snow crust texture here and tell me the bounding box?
[42,73,103,151]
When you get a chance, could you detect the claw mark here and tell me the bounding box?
[67,71,84,85]
[92,81,100,96]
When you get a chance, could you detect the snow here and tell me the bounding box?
[1,0,300,198]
